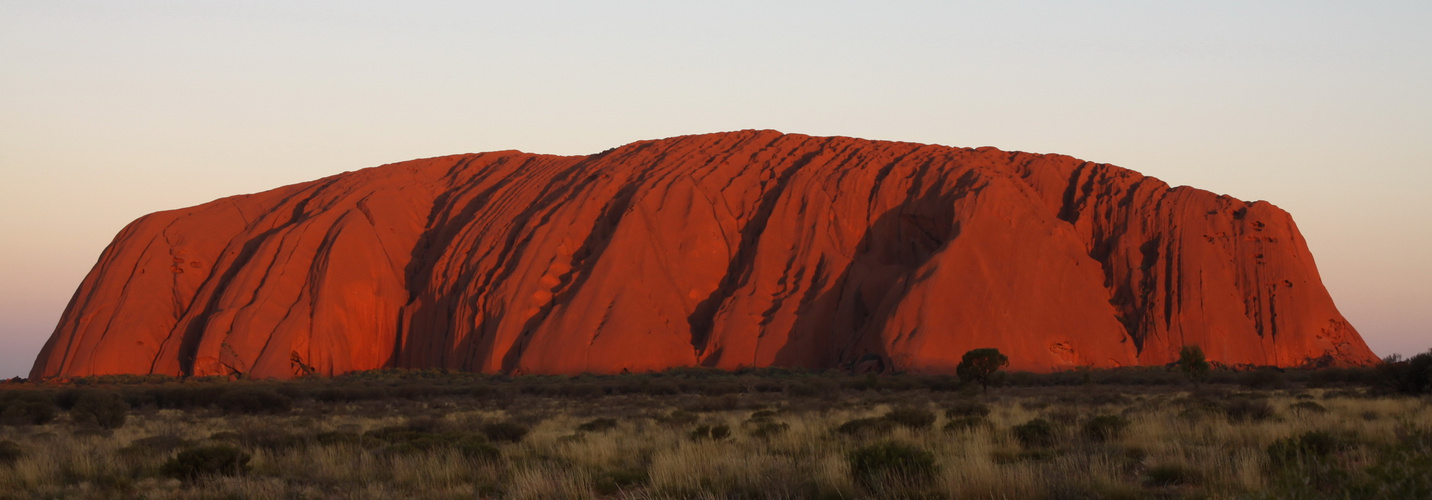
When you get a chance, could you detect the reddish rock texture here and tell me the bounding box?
[31,131,1378,379]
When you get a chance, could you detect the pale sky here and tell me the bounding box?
[2,1,1428,378]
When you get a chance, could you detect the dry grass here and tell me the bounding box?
[0,387,1427,499]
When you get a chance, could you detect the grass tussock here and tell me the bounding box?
[0,367,1429,498]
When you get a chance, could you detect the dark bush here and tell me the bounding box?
[945,401,991,418]
[1019,400,1050,411]
[1012,418,1058,448]
[1045,407,1080,426]
[699,383,743,397]
[1378,350,1432,395]
[785,380,839,399]
[922,374,962,392]
[1222,398,1276,423]
[1267,430,1346,466]
[70,391,129,430]
[883,406,936,430]
[639,381,681,396]
[274,384,308,401]
[684,394,741,412]
[480,421,529,443]
[1144,463,1199,486]
[380,438,446,456]
[749,421,790,439]
[688,424,731,441]
[943,416,990,433]
[216,388,292,415]
[710,424,730,440]
[0,440,22,466]
[315,432,361,446]
[54,389,83,410]
[836,417,895,437]
[119,435,189,458]
[209,431,242,442]
[403,415,448,434]
[1177,345,1210,386]
[237,430,309,452]
[1,393,57,426]
[751,408,780,419]
[1289,401,1328,415]
[957,348,1010,391]
[1240,368,1287,389]
[1306,367,1380,388]
[593,467,649,495]
[848,441,938,490]
[1081,415,1130,442]
[656,410,699,427]
[162,445,251,481]
[841,373,881,392]
[456,435,499,461]
[576,417,619,433]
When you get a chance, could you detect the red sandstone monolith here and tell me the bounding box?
[31,131,1377,379]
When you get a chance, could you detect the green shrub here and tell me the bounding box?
[70,391,129,429]
[0,440,22,466]
[576,417,619,433]
[883,406,936,430]
[836,417,895,437]
[848,441,938,490]
[1177,345,1210,385]
[945,401,991,418]
[216,388,292,415]
[1012,418,1058,448]
[162,445,251,481]
[1081,414,1130,442]
[480,421,529,443]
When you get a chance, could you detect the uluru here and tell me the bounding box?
[30,130,1377,380]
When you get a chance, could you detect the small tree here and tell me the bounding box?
[957,348,1009,392]
[1178,345,1211,386]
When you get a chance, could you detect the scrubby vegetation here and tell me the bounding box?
[0,358,1429,498]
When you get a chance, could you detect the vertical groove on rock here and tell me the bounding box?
[688,144,827,357]
[173,179,338,375]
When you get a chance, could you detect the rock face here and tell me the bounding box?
[31,131,1377,379]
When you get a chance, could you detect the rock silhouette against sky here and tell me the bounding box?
[31,131,1377,379]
